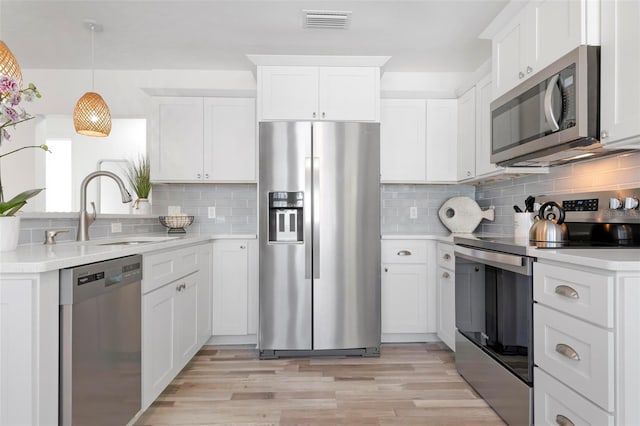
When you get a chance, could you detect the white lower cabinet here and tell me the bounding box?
[211,239,258,343]
[142,243,212,411]
[533,259,640,425]
[381,240,436,342]
[435,242,455,351]
[0,271,58,426]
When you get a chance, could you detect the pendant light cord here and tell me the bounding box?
[90,24,95,90]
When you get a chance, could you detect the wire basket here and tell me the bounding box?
[158,215,194,234]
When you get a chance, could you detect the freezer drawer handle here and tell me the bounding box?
[555,343,580,361]
[397,250,412,256]
[555,414,575,426]
[555,285,579,299]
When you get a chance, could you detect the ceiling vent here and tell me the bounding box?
[303,10,352,30]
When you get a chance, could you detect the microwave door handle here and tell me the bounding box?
[544,74,561,131]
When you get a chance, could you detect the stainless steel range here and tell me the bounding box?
[453,188,640,426]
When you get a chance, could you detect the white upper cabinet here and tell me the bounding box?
[380,98,457,183]
[150,97,204,181]
[474,74,500,177]
[258,66,380,121]
[492,0,600,100]
[203,98,256,181]
[380,99,426,182]
[600,0,640,148]
[426,99,458,182]
[150,97,256,182]
[457,87,476,180]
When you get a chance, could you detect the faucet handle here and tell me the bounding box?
[89,201,97,222]
[44,229,69,245]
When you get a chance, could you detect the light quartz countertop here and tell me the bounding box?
[531,247,640,272]
[381,234,454,243]
[0,233,256,274]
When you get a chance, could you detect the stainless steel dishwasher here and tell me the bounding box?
[59,255,142,426]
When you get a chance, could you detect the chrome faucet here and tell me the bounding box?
[77,171,132,241]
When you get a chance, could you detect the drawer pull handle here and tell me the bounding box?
[442,272,450,279]
[555,343,580,361]
[397,250,412,256]
[555,414,575,426]
[443,253,451,260]
[555,285,579,299]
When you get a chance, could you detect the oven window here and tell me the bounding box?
[455,260,533,385]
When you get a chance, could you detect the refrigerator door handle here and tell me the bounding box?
[313,156,320,279]
[305,157,312,279]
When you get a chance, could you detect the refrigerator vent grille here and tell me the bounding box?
[303,10,352,29]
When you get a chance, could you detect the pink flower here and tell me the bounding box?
[1,105,19,122]
[2,128,10,141]
[0,76,18,94]
[8,93,21,106]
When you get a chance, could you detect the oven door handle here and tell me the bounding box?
[454,245,533,276]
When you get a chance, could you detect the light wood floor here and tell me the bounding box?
[136,343,506,425]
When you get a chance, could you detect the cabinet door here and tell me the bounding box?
[212,241,249,336]
[259,66,319,120]
[150,97,204,181]
[457,87,476,180]
[381,263,428,334]
[197,244,212,346]
[492,15,527,99]
[246,240,259,335]
[203,98,256,182]
[142,283,176,409]
[528,0,583,73]
[600,0,640,147]
[474,75,500,176]
[318,67,379,121]
[426,99,458,182]
[380,99,426,182]
[436,266,456,351]
[174,274,199,370]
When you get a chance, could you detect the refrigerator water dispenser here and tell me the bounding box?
[268,192,304,243]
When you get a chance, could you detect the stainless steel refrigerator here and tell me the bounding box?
[258,121,380,358]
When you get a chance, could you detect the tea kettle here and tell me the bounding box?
[529,201,569,245]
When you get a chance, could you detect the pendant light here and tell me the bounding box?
[0,41,23,88]
[73,20,111,137]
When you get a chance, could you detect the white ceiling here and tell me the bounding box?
[2,0,509,72]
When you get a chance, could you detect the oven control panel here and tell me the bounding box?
[563,198,599,212]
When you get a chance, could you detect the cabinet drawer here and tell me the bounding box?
[535,367,614,426]
[534,262,614,328]
[534,304,614,411]
[436,242,454,269]
[382,240,428,263]
[143,245,201,294]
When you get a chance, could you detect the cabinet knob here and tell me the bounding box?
[197,173,202,179]
[466,171,472,176]
[322,112,326,118]
[313,112,316,118]
[519,71,525,79]
[526,66,533,74]
[240,245,246,249]
[384,267,388,272]
[443,253,451,260]
[601,130,608,139]
[442,272,450,279]
[204,173,209,179]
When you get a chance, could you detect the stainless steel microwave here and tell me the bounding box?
[490,46,602,167]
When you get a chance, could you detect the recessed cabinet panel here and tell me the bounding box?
[212,241,249,336]
[380,99,426,182]
[203,98,256,181]
[426,99,458,182]
[318,67,378,121]
[600,0,640,147]
[457,87,476,180]
[493,19,526,98]
[260,66,319,120]
[475,75,500,176]
[151,97,204,181]
[382,264,428,334]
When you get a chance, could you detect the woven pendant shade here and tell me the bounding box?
[73,92,112,137]
[0,41,23,88]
